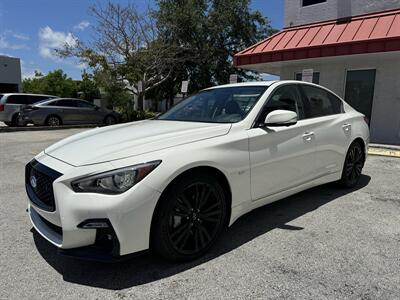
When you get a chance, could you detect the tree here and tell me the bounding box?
[22,69,77,97]
[77,71,100,101]
[154,0,275,93]
[59,2,186,111]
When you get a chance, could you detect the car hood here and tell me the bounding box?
[44,120,232,166]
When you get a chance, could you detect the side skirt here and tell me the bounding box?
[228,171,341,226]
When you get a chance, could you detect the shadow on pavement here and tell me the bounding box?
[33,175,371,290]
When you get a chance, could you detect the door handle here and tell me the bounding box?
[342,123,351,132]
[302,131,314,142]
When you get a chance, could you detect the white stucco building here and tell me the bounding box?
[0,55,21,93]
[234,0,400,145]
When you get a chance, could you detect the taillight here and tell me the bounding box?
[363,116,369,124]
[0,104,4,112]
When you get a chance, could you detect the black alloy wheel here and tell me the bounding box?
[340,141,364,188]
[46,116,61,127]
[104,115,116,125]
[151,172,227,261]
[11,114,21,127]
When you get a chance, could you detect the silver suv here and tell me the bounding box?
[0,93,56,126]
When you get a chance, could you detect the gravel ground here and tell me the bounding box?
[0,129,399,300]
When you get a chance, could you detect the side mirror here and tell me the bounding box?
[264,110,298,127]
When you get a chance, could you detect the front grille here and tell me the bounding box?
[25,160,63,212]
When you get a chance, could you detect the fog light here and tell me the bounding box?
[78,219,110,229]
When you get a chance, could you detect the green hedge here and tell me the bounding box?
[123,110,159,122]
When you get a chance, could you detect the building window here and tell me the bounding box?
[302,0,327,7]
[295,72,320,84]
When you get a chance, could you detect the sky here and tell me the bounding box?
[0,0,284,80]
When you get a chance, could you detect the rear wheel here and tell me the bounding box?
[46,115,62,127]
[151,172,227,261]
[340,141,364,188]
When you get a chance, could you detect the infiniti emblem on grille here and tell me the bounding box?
[30,175,37,188]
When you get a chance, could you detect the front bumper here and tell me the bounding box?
[18,114,33,126]
[26,153,162,258]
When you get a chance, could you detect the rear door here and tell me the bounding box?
[3,95,30,122]
[299,84,351,177]
[248,84,317,200]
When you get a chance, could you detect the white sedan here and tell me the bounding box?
[25,81,369,261]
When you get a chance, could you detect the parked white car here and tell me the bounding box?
[25,81,369,261]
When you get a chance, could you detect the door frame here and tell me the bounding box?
[343,68,377,126]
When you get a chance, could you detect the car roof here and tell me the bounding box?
[50,98,86,101]
[203,81,277,90]
[35,97,84,104]
[1,93,56,97]
[204,80,340,94]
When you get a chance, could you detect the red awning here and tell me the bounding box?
[234,9,400,67]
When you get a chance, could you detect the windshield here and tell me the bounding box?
[34,98,58,105]
[158,86,268,123]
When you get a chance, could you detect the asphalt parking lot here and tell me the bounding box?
[1,129,399,299]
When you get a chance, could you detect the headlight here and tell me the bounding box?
[71,160,161,194]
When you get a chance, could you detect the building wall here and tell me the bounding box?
[0,56,22,92]
[278,52,400,144]
[284,0,400,27]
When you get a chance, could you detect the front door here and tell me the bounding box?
[75,100,102,123]
[248,84,316,201]
[344,69,376,125]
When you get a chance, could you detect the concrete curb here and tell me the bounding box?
[0,124,99,133]
[369,143,400,151]
[368,147,400,158]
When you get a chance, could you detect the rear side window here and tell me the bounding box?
[6,95,52,105]
[301,85,342,118]
[6,95,30,104]
[56,99,77,107]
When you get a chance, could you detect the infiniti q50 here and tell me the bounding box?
[25,81,369,261]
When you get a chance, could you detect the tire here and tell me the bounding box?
[45,115,62,127]
[10,114,20,127]
[151,172,227,261]
[104,115,116,126]
[340,141,364,188]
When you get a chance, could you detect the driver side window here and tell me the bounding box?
[260,85,305,122]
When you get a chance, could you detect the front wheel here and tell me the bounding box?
[10,114,21,127]
[151,172,227,261]
[340,141,364,188]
